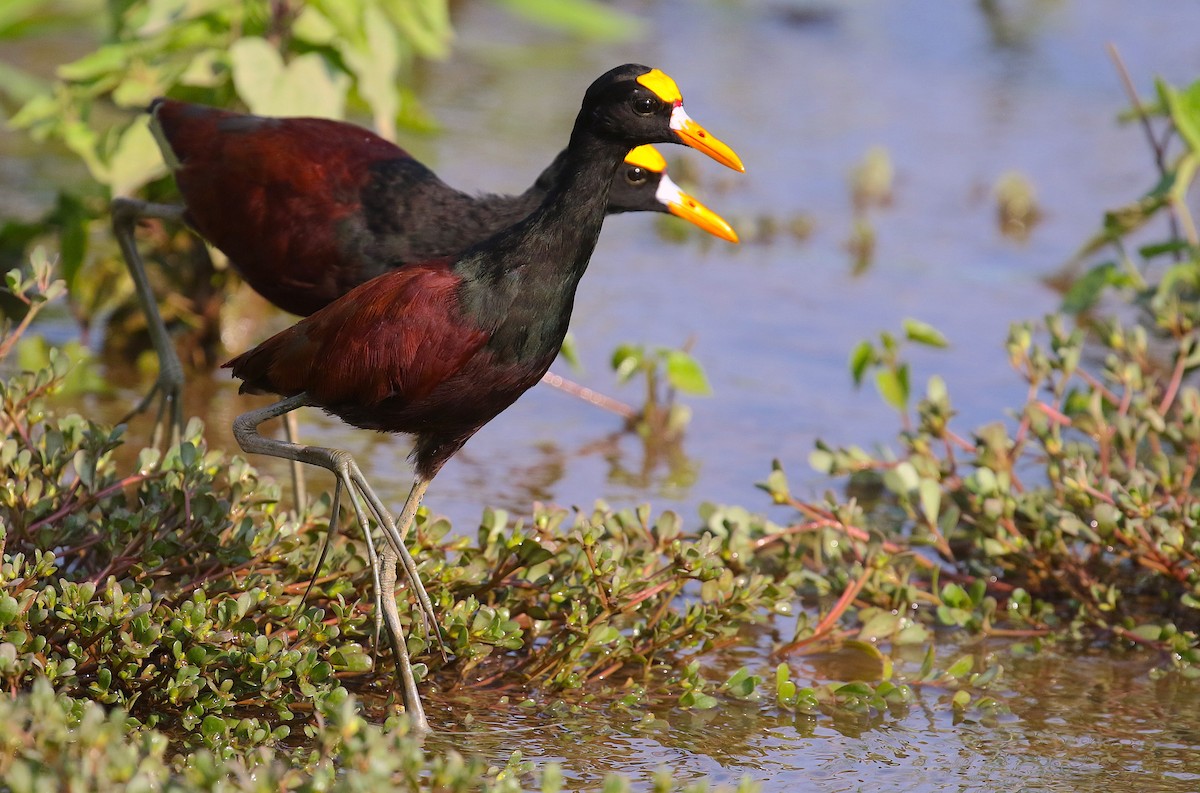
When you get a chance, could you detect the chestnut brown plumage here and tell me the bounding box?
[221,64,743,731]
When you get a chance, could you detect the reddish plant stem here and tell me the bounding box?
[28,472,157,533]
[1076,369,1120,407]
[775,564,874,657]
[619,579,676,611]
[1034,400,1072,427]
[1158,346,1188,416]
[1113,625,1170,650]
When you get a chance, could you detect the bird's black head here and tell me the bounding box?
[607,145,739,242]
[578,64,744,173]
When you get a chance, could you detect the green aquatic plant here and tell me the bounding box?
[745,76,1200,677]
[611,341,712,440]
[791,309,1200,666]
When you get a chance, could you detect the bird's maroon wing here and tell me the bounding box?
[152,100,429,314]
[224,261,488,407]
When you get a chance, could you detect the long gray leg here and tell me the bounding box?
[232,393,433,732]
[341,471,442,656]
[110,198,188,450]
[376,479,435,629]
[375,475,433,730]
[294,476,377,618]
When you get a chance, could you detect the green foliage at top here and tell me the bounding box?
[493,0,638,42]
[13,0,454,177]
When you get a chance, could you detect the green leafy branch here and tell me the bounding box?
[611,342,712,440]
[848,318,949,425]
[1062,47,1200,322]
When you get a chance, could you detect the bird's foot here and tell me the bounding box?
[331,452,444,654]
[325,452,442,731]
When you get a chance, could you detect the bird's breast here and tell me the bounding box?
[327,346,553,437]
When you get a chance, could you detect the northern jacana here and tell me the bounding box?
[224,64,743,730]
[112,99,737,449]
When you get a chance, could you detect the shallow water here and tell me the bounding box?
[412,642,1200,792]
[8,0,1200,789]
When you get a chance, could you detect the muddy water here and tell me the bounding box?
[8,0,1200,790]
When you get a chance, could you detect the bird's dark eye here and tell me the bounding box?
[625,167,648,186]
[632,97,660,116]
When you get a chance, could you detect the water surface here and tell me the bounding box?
[414,641,1200,791]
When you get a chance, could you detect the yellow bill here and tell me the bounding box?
[657,172,739,243]
[669,105,745,173]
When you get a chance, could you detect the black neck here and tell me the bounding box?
[464,127,625,280]
[457,126,627,361]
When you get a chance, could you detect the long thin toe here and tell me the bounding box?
[380,544,429,732]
